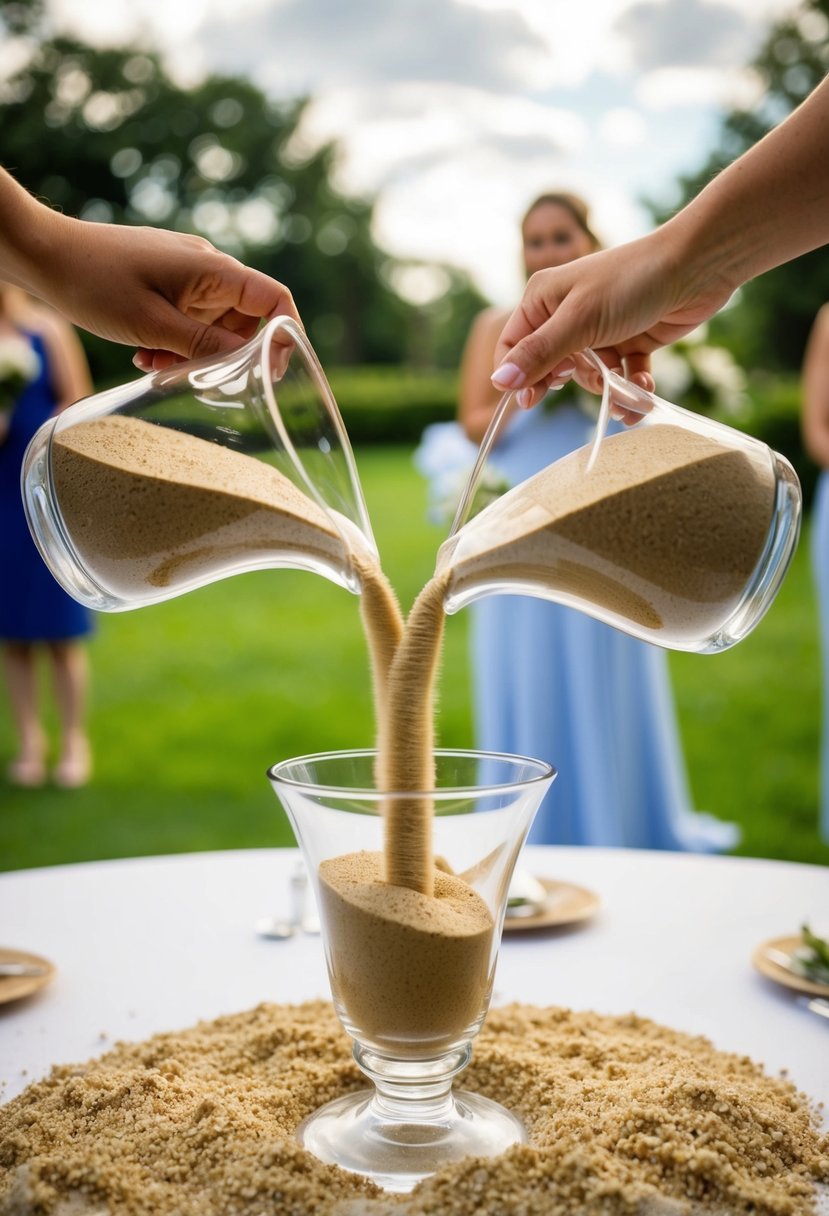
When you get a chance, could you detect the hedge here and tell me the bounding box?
[325,366,458,444]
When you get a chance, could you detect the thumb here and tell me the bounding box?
[491,314,583,393]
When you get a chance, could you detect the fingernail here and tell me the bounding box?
[491,362,526,389]
[555,361,575,378]
[516,388,533,409]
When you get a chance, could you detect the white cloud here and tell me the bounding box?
[615,0,756,70]
[291,84,588,196]
[598,107,648,148]
[50,0,202,46]
[634,64,765,110]
[456,0,636,88]
[198,0,547,96]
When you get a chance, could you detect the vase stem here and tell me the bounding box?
[355,1042,471,1123]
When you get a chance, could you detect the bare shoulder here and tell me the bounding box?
[22,299,72,343]
[20,301,82,370]
[471,306,511,341]
[464,306,512,360]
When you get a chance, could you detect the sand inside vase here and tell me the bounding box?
[318,852,493,1052]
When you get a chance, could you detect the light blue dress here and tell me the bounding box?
[416,400,739,851]
[810,470,829,843]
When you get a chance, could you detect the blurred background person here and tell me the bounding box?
[419,192,738,850]
[801,303,829,845]
[0,286,94,788]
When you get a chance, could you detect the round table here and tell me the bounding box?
[1,846,827,1113]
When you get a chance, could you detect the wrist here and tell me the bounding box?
[0,172,74,301]
[656,192,747,307]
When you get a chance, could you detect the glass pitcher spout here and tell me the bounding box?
[22,317,377,612]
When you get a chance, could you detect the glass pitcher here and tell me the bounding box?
[22,316,377,611]
[436,352,801,654]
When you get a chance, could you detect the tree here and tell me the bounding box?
[0,12,487,378]
[650,0,829,371]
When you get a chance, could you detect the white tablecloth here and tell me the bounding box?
[1,846,827,1112]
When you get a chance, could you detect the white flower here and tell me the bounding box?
[0,336,41,418]
[653,340,748,416]
[0,336,40,385]
[687,345,748,414]
[651,347,694,400]
[414,422,511,527]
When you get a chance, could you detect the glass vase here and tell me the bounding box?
[267,747,555,1192]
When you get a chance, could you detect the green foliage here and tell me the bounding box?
[326,365,458,443]
[0,0,42,36]
[648,0,829,371]
[0,24,488,380]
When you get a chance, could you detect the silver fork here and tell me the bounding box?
[256,861,320,940]
[799,996,829,1021]
[766,945,829,983]
[764,946,829,1020]
[0,962,47,977]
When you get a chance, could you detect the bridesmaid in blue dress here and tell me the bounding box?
[802,303,829,843]
[419,193,738,851]
[0,286,94,787]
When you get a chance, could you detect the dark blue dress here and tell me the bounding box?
[0,330,92,641]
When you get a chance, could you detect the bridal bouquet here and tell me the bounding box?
[0,335,40,415]
[414,421,511,527]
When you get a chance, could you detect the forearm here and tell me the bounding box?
[667,77,829,297]
[0,169,69,301]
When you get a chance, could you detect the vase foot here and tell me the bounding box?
[296,1087,526,1193]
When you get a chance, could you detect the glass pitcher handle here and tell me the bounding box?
[582,349,654,471]
[448,391,514,537]
[449,352,656,537]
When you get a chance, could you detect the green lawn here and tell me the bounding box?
[1,445,827,870]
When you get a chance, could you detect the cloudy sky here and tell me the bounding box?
[45,0,795,304]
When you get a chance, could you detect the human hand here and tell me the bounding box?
[41,217,299,372]
[490,224,735,409]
